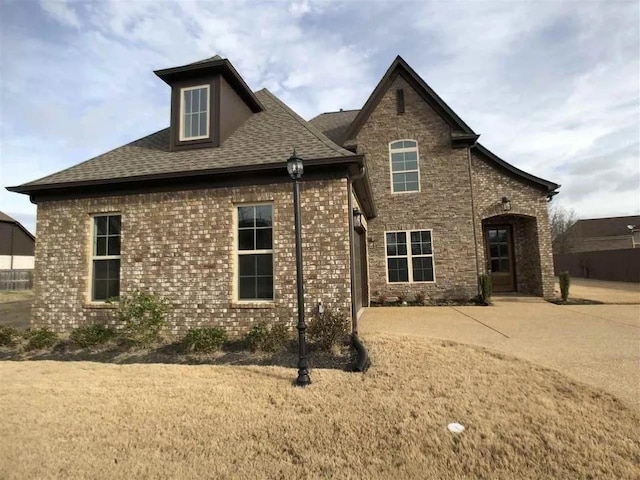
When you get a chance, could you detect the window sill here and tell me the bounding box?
[230,302,276,309]
[83,302,118,310]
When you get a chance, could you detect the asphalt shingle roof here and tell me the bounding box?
[571,216,640,238]
[308,109,360,144]
[22,89,354,187]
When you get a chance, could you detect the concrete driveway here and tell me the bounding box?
[359,299,640,410]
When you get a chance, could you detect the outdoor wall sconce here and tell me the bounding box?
[352,208,364,232]
[501,196,511,212]
[286,150,311,387]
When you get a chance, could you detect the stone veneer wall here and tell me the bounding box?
[357,75,478,301]
[471,151,555,298]
[32,179,351,334]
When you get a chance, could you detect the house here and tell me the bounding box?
[553,215,640,283]
[0,212,35,270]
[7,55,559,333]
[555,215,640,253]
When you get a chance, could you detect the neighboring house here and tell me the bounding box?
[553,215,640,283]
[0,212,35,270]
[555,215,640,253]
[7,55,559,333]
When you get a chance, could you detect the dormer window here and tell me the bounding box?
[180,85,210,141]
[154,56,264,151]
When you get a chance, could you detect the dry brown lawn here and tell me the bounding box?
[1,334,638,479]
[0,289,33,304]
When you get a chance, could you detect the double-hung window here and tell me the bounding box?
[390,140,420,193]
[92,214,121,301]
[180,85,209,141]
[237,205,274,301]
[385,230,435,283]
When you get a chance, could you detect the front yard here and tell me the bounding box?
[1,334,638,479]
[0,290,32,330]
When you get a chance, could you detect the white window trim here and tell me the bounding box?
[389,139,421,194]
[89,213,121,303]
[234,203,275,303]
[384,229,436,284]
[179,84,210,142]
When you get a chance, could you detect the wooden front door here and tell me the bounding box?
[485,225,515,292]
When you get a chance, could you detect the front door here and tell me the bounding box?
[485,226,515,292]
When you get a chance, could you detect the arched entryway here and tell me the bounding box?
[481,214,543,295]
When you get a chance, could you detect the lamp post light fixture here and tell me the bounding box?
[501,196,512,212]
[287,150,311,387]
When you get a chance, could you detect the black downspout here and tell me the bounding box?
[348,166,370,372]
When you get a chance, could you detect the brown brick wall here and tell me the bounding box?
[356,75,478,301]
[471,151,555,298]
[32,179,351,334]
[354,75,555,300]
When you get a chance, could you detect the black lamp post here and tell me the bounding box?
[287,151,311,387]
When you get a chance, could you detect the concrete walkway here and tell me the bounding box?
[554,277,640,304]
[359,300,640,410]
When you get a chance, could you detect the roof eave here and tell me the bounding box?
[472,143,560,196]
[6,155,366,194]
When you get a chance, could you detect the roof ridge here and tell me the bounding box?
[318,108,361,115]
[258,89,354,157]
[20,128,170,187]
[0,212,35,239]
[577,215,640,222]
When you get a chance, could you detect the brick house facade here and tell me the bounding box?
[8,55,559,333]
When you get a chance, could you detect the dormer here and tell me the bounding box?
[154,56,264,151]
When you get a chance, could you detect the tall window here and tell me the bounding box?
[237,205,274,300]
[385,230,435,283]
[92,214,121,301]
[180,85,209,141]
[389,140,420,193]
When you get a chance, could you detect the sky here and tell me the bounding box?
[1,0,639,234]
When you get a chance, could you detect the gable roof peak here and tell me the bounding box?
[341,55,476,144]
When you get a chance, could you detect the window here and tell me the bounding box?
[91,214,121,301]
[237,205,274,300]
[180,85,209,141]
[389,140,420,193]
[385,230,434,283]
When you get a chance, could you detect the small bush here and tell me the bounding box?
[70,324,117,348]
[397,291,408,305]
[479,273,493,303]
[0,326,20,347]
[24,329,59,351]
[415,292,426,306]
[559,271,571,302]
[111,290,170,347]
[245,322,290,352]
[308,309,350,351]
[183,327,228,353]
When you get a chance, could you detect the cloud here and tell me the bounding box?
[1,0,638,235]
[39,0,80,28]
